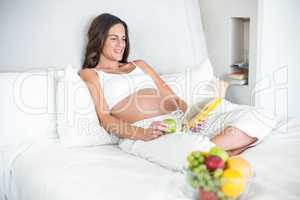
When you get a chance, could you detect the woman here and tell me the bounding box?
[80,13,258,155]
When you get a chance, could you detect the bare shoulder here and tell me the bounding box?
[132,60,154,71]
[79,68,98,82]
[135,60,161,77]
[133,59,147,67]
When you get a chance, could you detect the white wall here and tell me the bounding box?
[199,0,258,106]
[0,0,207,74]
[255,0,300,118]
[199,0,300,117]
[199,0,257,78]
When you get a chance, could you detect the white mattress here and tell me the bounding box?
[4,118,300,200]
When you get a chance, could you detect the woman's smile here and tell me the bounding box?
[113,49,123,55]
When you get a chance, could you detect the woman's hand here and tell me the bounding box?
[190,120,208,132]
[135,121,168,141]
[149,121,168,132]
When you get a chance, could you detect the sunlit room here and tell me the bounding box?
[0,0,299,199]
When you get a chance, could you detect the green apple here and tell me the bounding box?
[208,146,229,162]
[162,118,177,133]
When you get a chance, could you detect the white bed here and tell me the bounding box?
[1,0,300,199]
[3,117,300,200]
[5,140,185,200]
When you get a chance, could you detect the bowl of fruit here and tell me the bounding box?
[185,146,254,200]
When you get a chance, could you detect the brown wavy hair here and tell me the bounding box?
[82,13,130,69]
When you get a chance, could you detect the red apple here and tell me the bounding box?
[204,155,225,171]
[199,188,218,200]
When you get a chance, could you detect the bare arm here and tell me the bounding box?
[79,69,163,141]
[134,60,188,113]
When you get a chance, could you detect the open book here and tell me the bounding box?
[181,98,222,132]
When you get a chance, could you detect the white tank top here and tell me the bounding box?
[91,62,157,110]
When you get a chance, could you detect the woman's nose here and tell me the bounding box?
[116,39,125,47]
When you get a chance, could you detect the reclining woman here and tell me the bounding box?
[80,13,261,156]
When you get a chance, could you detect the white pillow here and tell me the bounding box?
[0,70,57,147]
[56,66,119,147]
[161,58,224,108]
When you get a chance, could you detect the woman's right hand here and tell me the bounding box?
[136,121,167,141]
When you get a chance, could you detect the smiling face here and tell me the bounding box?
[101,23,126,62]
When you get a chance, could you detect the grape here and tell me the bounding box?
[191,151,202,158]
[187,159,200,170]
[213,169,223,178]
[187,174,199,188]
[197,154,204,163]
[199,164,207,171]
[193,167,202,174]
[190,179,199,188]
[186,155,225,195]
[195,151,204,158]
[188,165,194,171]
[212,178,221,188]
[219,196,227,200]
[203,173,211,180]
[193,168,204,175]
[217,190,225,198]
[202,185,211,192]
[207,180,214,189]
[191,159,199,167]
[224,197,236,200]
[187,151,205,169]
[187,175,194,185]
[190,167,196,172]
[195,179,202,187]
[196,173,203,180]
[187,154,194,163]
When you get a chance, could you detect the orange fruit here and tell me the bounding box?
[221,169,245,198]
[227,157,253,178]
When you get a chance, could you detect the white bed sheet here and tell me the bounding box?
[242,118,300,200]
[4,118,300,200]
[5,140,188,200]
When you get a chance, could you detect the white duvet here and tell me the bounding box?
[2,118,300,200]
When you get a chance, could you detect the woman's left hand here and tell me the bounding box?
[190,120,207,132]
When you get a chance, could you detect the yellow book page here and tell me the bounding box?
[182,98,222,132]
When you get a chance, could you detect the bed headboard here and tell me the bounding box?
[0,0,207,74]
